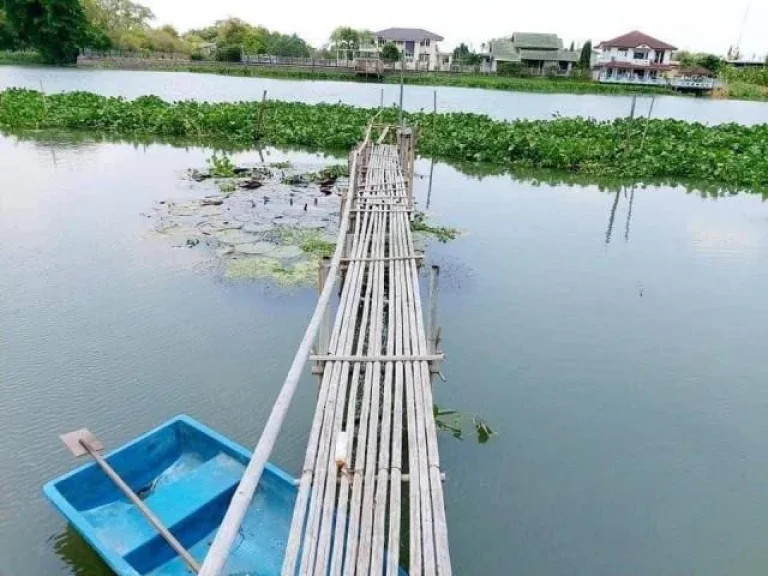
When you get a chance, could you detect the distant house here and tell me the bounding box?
[372,28,450,71]
[194,42,217,57]
[594,30,715,90]
[594,30,675,83]
[486,33,580,75]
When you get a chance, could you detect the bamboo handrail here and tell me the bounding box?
[198,116,379,576]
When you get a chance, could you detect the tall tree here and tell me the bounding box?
[453,43,481,65]
[0,9,21,50]
[4,0,89,63]
[329,27,371,58]
[579,40,592,69]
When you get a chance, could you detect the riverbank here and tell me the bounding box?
[77,54,671,97]
[1,89,766,191]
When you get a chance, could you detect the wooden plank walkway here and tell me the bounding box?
[281,142,452,576]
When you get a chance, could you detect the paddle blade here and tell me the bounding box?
[60,429,104,457]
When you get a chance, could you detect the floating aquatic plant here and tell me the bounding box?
[2,89,767,191]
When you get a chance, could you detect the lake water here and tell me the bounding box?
[3,130,768,575]
[1,65,768,125]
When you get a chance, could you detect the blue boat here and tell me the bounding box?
[43,415,297,576]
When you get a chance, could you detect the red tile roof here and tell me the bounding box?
[596,30,677,51]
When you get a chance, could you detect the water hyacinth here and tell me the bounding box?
[1,89,767,191]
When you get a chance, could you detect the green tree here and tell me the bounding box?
[264,32,311,57]
[579,40,592,69]
[380,42,399,62]
[699,54,723,73]
[0,9,21,50]
[329,26,371,58]
[453,43,481,65]
[4,0,89,63]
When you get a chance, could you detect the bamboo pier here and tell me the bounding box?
[200,125,451,576]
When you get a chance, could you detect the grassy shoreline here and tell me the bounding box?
[1,89,766,192]
[4,51,767,101]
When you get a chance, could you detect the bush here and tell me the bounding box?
[380,43,399,62]
[215,45,241,62]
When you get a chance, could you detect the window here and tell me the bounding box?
[618,48,628,57]
[634,51,647,60]
[419,53,429,62]
[654,51,664,63]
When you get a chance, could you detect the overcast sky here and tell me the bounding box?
[142,0,766,60]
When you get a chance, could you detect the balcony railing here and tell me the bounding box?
[598,74,716,89]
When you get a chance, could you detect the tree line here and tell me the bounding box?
[0,0,313,63]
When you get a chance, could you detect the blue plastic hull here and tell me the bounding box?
[43,415,297,576]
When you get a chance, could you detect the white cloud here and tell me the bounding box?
[143,0,767,58]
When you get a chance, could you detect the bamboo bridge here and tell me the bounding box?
[200,122,452,576]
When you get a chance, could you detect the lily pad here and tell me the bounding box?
[226,257,316,285]
[235,241,277,255]
[214,229,259,245]
[242,223,274,234]
[270,245,303,259]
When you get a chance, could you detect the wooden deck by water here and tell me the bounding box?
[200,127,451,576]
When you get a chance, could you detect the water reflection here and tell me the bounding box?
[5,128,767,199]
[51,527,112,576]
[604,185,638,245]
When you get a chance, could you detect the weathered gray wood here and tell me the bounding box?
[199,137,373,576]
[309,354,444,362]
[275,135,452,576]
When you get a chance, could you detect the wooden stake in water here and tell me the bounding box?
[255,89,268,139]
[59,429,201,574]
[629,95,637,119]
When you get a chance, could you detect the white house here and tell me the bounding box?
[594,30,676,84]
[372,28,450,71]
[594,30,716,90]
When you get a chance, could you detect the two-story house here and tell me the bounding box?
[486,32,580,76]
[372,28,449,71]
[594,30,676,84]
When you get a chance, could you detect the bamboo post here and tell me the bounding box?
[255,89,268,139]
[629,94,637,119]
[399,58,405,127]
[317,257,332,378]
[197,123,377,576]
[427,265,440,353]
[380,87,384,108]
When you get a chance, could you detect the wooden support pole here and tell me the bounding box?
[629,94,637,119]
[255,89,268,139]
[316,256,331,381]
[428,265,440,368]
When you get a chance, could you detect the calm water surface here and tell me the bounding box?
[2,134,768,575]
[1,65,767,125]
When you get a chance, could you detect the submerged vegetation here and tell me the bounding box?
[412,212,460,243]
[2,89,768,191]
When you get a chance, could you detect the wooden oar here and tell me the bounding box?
[59,428,201,574]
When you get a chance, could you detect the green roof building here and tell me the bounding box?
[487,32,580,75]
